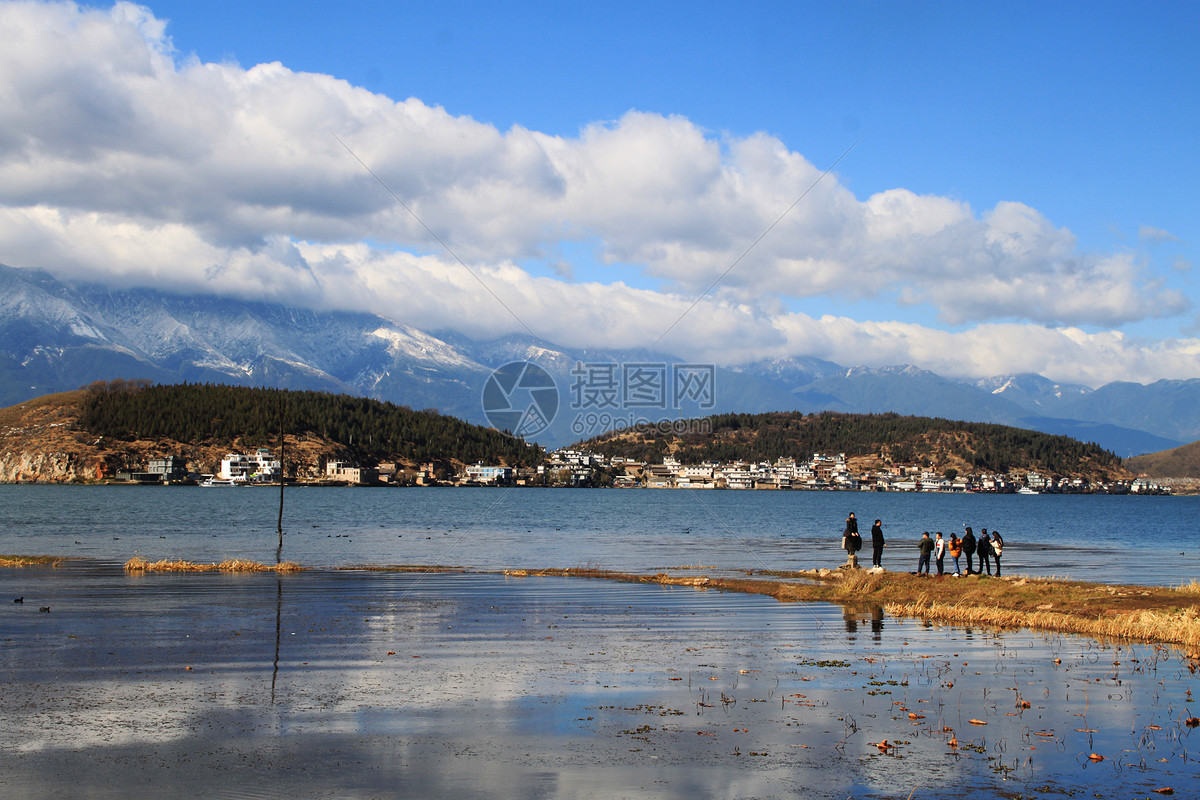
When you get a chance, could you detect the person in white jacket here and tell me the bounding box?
[934,532,946,576]
[991,531,1004,576]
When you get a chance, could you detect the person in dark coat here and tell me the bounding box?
[978,532,994,575]
[917,532,933,575]
[842,512,860,557]
[961,527,978,574]
[870,519,885,567]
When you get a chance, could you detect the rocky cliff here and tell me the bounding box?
[0,391,111,482]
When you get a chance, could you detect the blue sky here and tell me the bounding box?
[143,0,1199,250]
[0,0,1197,385]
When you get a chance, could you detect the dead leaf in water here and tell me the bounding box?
[968,719,988,725]
[1088,753,1105,762]
[908,712,924,720]
[1153,789,1174,795]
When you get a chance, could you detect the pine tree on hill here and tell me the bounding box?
[78,381,538,467]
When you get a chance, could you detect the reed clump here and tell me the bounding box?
[124,556,302,573]
[1177,579,1200,596]
[886,597,1200,656]
[0,554,66,567]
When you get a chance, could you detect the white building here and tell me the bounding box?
[218,449,281,483]
[325,461,378,484]
[463,464,513,484]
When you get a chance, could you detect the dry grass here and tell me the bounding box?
[1177,579,1200,596]
[124,556,303,573]
[0,554,67,567]
[886,598,1200,657]
[0,389,86,428]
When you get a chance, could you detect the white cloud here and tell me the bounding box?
[1139,225,1180,244]
[0,0,1196,387]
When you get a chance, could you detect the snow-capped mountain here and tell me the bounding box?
[0,263,1194,455]
[972,373,1093,414]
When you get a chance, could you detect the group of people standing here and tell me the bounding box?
[843,513,1005,577]
[841,512,887,568]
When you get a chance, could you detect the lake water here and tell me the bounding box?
[4,486,1200,798]
[1,485,1198,585]
[4,564,1200,799]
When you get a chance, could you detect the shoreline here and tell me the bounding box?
[492,565,1200,657]
[9,554,1200,656]
[3,479,1196,494]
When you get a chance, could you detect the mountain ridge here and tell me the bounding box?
[0,263,1195,455]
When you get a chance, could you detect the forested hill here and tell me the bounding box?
[78,380,539,467]
[579,411,1128,478]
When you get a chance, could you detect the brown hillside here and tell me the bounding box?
[0,391,353,483]
[1125,440,1200,479]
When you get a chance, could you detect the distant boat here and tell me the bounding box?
[1017,486,1039,495]
[200,475,238,487]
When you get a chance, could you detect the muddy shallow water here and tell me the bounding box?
[3,564,1199,799]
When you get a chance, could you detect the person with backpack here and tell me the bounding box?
[978,531,994,576]
[841,512,862,567]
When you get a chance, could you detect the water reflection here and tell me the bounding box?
[271,576,282,704]
[841,604,885,642]
[3,565,1199,800]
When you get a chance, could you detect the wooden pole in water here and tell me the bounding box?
[277,392,285,563]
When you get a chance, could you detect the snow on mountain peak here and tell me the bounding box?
[369,326,481,370]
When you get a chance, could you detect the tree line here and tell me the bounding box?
[583,411,1123,477]
[78,381,539,466]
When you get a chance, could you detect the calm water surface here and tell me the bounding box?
[4,487,1200,798]
[1,485,1198,584]
[3,565,1199,799]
